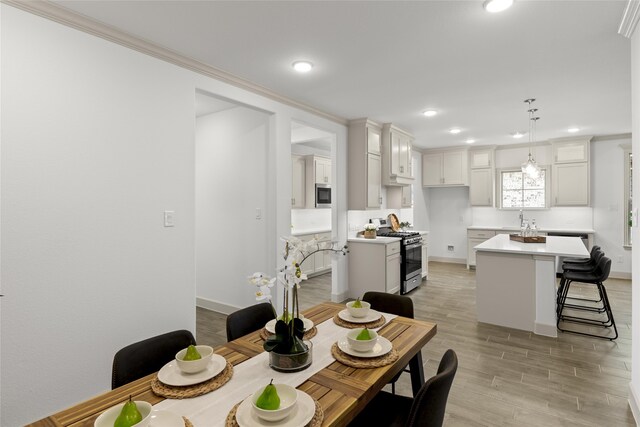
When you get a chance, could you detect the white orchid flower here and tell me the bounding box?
[255,284,273,301]
[248,272,275,287]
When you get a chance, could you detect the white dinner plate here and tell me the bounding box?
[235,390,315,427]
[265,318,314,334]
[337,309,382,324]
[157,354,226,386]
[337,336,393,358]
[149,409,184,427]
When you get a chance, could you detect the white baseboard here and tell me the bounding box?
[611,271,632,280]
[534,321,558,338]
[332,291,348,303]
[428,256,467,265]
[196,296,240,315]
[628,382,640,425]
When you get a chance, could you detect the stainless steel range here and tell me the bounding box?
[375,219,423,294]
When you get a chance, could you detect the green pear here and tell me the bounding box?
[356,328,372,341]
[183,345,202,361]
[114,397,142,427]
[256,379,280,410]
[352,298,362,308]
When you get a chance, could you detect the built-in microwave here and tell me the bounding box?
[315,184,331,208]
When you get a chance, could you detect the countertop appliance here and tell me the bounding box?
[374,218,423,294]
[315,183,331,208]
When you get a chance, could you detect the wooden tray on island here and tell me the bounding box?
[509,234,546,243]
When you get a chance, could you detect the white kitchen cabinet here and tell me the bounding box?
[348,239,402,298]
[550,137,591,207]
[467,229,496,268]
[381,123,414,186]
[421,232,429,279]
[552,162,589,206]
[297,231,332,276]
[386,184,412,209]
[469,168,493,206]
[552,139,590,163]
[291,155,306,209]
[386,252,401,294]
[314,157,331,184]
[422,149,468,187]
[348,119,383,210]
[470,149,494,169]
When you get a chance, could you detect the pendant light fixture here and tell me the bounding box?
[521,98,541,179]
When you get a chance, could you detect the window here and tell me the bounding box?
[624,146,632,247]
[498,168,548,209]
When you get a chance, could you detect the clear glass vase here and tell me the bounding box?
[268,340,313,373]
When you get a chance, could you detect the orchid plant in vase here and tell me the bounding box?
[248,236,348,358]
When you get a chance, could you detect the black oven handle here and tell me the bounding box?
[405,242,423,250]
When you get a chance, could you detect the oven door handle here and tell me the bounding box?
[405,242,423,250]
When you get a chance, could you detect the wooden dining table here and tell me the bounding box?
[29,302,437,427]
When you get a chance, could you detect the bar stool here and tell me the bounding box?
[557,256,617,340]
[563,245,600,264]
[556,248,605,313]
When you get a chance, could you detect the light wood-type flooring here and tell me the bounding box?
[196,262,635,426]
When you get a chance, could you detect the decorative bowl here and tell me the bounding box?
[346,300,371,318]
[251,383,298,422]
[94,401,152,427]
[347,328,379,353]
[175,345,213,374]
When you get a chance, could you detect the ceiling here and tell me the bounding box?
[54,0,631,149]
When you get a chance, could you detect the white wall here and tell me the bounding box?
[591,137,632,276]
[412,152,430,232]
[195,106,271,312]
[291,208,332,232]
[630,22,640,424]
[2,7,197,425]
[0,5,349,425]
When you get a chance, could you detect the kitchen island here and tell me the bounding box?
[474,234,589,337]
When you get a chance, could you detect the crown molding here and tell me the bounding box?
[1,0,348,126]
[619,0,640,38]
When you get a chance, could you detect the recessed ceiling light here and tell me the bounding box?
[466,139,476,144]
[567,127,580,133]
[423,110,438,117]
[512,132,525,139]
[292,61,313,73]
[449,128,462,134]
[483,0,514,13]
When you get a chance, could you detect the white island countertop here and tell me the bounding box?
[348,236,402,244]
[468,226,595,234]
[475,234,589,258]
[291,228,332,236]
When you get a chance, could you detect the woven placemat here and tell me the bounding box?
[259,326,317,341]
[151,361,233,399]
[183,416,193,427]
[331,343,399,368]
[225,398,323,427]
[333,314,386,329]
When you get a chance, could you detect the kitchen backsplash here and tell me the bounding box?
[291,208,332,232]
[471,206,594,230]
[347,208,414,237]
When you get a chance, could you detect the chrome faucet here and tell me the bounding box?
[519,209,524,227]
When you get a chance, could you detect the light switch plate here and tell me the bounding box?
[164,211,175,227]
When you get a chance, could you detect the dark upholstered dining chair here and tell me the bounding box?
[111,329,196,389]
[226,302,276,341]
[349,349,458,427]
[363,291,416,394]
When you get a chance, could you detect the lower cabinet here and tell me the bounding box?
[348,240,401,298]
[297,232,332,276]
[467,229,496,268]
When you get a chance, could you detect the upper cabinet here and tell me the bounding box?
[381,124,414,186]
[305,155,331,208]
[468,148,495,207]
[291,155,306,209]
[348,119,383,210]
[314,157,331,184]
[551,137,591,206]
[422,149,468,187]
